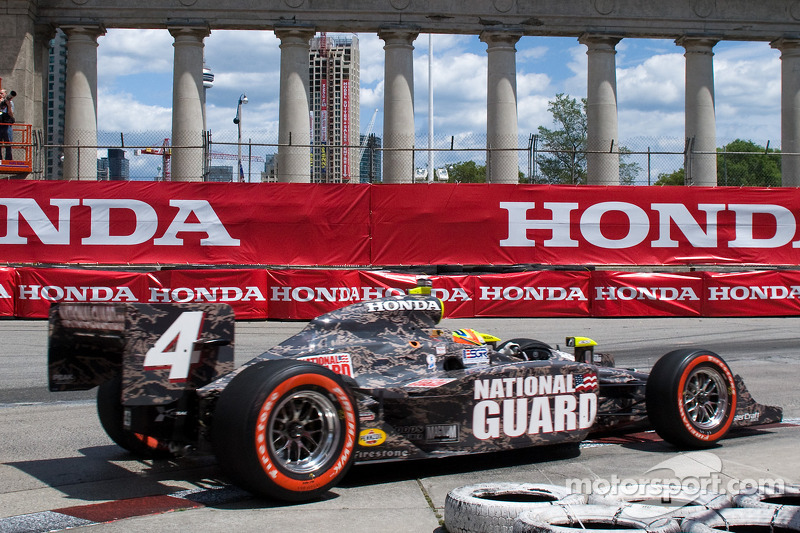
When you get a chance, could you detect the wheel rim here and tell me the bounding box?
[267,390,340,475]
[682,366,729,430]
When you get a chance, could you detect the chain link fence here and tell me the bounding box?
[13,128,784,186]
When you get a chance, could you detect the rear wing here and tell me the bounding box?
[48,302,234,405]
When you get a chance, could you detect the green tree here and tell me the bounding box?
[535,93,642,185]
[717,139,781,187]
[446,160,487,183]
[655,167,686,186]
[536,94,587,184]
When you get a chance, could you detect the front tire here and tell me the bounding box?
[645,349,736,448]
[212,360,358,502]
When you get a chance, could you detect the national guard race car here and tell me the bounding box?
[48,293,782,502]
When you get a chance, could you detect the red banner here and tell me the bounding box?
[0,181,370,266]
[703,270,800,316]
[590,271,704,317]
[0,267,14,316]
[370,184,800,266]
[472,271,591,317]
[5,182,800,267]
[150,269,269,319]
[15,267,150,319]
[7,266,800,320]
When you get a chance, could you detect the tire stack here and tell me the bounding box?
[444,482,800,533]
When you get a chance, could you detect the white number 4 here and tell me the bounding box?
[143,311,204,382]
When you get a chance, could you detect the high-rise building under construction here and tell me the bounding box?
[309,33,360,183]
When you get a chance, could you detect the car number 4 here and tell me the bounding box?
[143,311,205,382]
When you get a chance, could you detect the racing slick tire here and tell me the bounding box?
[512,504,681,533]
[681,507,800,533]
[444,482,586,533]
[212,360,358,502]
[96,376,172,459]
[645,350,737,449]
[732,484,800,510]
[497,338,553,361]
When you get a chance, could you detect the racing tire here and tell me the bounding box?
[212,360,358,502]
[444,482,586,533]
[497,338,553,361]
[732,483,800,510]
[645,350,737,449]
[512,504,681,533]
[96,376,172,459]
[681,507,800,533]
[587,483,730,519]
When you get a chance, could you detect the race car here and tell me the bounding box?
[47,293,782,502]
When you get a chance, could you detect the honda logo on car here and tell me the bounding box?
[472,374,597,439]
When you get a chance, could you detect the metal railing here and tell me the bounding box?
[4,128,787,187]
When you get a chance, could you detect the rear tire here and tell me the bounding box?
[212,360,358,502]
[96,377,172,458]
[645,350,736,448]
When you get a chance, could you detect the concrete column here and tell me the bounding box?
[771,38,800,187]
[379,27,419,183]
[481,31,522,184]
[275,27,315,183]
[580,34,621,185]
[678,37,718,186]
[62,25,105,181]
[170,26,209,182]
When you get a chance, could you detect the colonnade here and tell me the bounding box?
[56,25,800,185]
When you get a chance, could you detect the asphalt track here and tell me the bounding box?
[1,316,798,532]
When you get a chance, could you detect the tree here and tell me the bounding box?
[717,139,781,187]
[535,93,642,185]
[655,168,685,186]
[536,94,587,184]
[654,140,781,187]
[446,160,486,183]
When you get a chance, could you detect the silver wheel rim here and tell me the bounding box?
[267,389,340,475]
[682,366,729,430]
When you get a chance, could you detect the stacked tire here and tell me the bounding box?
[444,483,586,533]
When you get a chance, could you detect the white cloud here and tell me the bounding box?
[95,29,783,153]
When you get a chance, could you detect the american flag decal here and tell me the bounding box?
[574,372,598,392]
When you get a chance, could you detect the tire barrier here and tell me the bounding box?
[587,483,730,519]
[444,483,587,533]
[681,507,800,533]
[512,504,681,533]
[732,483,800,511]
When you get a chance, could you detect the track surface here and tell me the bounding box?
[1,317,798,532]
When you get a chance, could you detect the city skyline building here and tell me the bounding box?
[46,29,67,180]
[358,133,381,183]
[309,33,360,183]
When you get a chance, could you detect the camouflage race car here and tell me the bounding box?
[48,293,782,502]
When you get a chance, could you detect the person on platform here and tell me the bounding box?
[0,89,16,160]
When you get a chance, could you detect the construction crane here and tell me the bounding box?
[135,138,264,181]
[357,108,379,164]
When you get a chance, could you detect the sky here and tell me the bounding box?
[94,29,782,177]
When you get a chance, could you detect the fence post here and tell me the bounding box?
[684,137,694,185]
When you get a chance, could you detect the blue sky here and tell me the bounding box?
[96,29,782,166]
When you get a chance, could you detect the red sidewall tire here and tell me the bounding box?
[253,372,358,494]
[675,355,736,444]
[646,350,736,448]
[213,360,358,502]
